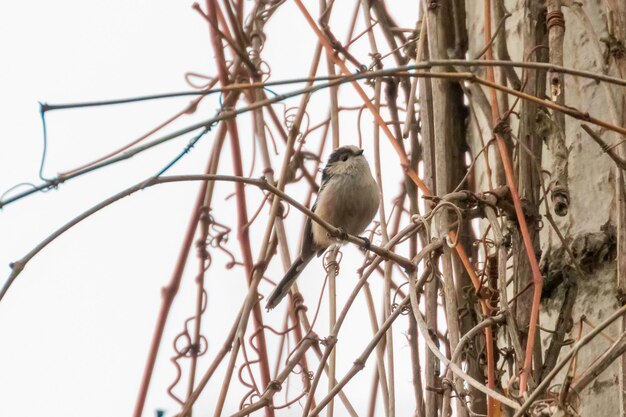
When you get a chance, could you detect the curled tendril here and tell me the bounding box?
[206,217,238,268]
[429,201,463,248]
[246,0,286,26]
[323,248,343,275]
[528,384,580,417]
[391,302,412,315]
[196,245,212,271]
[283,106,310,143]
[536,218,544,231]
[285,150,322,184]
[365,221,382,239]
[167,357,186,405]
[367,52,383,72]
[239,340,261,394]
[411,213,431,242]
[391,281,409,306]
[247,46,261,63]
[238,356,260,390]
[238,320,303,401]
[239,388,257,411]
[184,72,215,89]
[278,199,291,219]
[166,287,209,405]
[257,60,272,82]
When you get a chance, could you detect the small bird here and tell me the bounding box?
[266,145,380,309]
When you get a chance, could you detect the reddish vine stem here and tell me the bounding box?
[204,1,274,415]
[482,0,543,396]
[131,124,228,417]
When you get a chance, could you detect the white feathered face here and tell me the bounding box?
[321,145,368,180]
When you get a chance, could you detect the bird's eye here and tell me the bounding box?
[341,155,349,161]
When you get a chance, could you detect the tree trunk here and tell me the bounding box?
[467,1,624,415]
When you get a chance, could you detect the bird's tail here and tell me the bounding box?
[265,255,313,310]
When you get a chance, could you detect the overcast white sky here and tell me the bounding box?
[0,2,421,417]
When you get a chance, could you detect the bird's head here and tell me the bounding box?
[323,145,369,177]
[327,145,366,163]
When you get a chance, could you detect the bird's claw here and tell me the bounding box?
[360,236,371,250]
[332,227,349,241]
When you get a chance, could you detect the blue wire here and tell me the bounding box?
[263,87,279,97]
[155,128,211,177]
[38,103,54,182]
[0,182,38,202]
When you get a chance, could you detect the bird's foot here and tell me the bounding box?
[360,236,371,250]
[331,227,349,241]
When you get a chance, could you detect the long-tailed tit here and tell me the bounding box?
[266,145,380,309]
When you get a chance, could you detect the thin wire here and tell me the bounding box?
[38,103,54,182]
[0,182,38,201]
[155,127,212,177]
[36,59,626,114]
[263,87,278,97]
[38,77,336,112]
[6,60,626,208]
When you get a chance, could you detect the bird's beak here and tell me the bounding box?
[356,148,364,156]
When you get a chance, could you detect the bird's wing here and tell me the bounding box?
[266,194,322,310]
[300,200,317,258]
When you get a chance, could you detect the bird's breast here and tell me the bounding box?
[311,171,379,248]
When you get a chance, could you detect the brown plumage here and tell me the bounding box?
[266,145,379,310]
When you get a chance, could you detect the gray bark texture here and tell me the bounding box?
[466,0,625,415]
